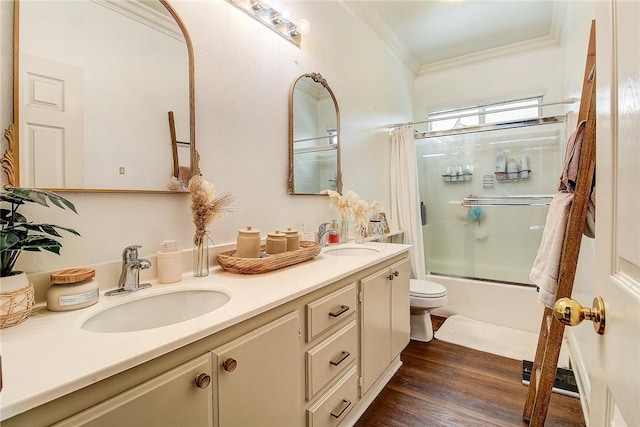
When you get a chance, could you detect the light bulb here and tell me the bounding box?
[296,18,310,35]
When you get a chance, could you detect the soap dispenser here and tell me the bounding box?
[157,240,182,284]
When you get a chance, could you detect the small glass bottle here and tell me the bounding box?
[328,220,340,244]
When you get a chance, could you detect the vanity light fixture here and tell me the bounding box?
[226,0,309,47]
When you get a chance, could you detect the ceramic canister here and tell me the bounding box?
[236,226,261,258]
[265,231,287,254]
[284,227,300,251]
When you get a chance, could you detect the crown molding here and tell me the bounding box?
[91,0,184,42]
[341,1,419,74]
[416,34,561,75]
[345,0,565,76]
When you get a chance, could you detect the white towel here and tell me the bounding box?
[530,192,573,308]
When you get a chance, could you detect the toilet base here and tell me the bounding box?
[410,309,434,342]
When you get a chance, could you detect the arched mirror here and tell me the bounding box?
[288,73,342,195]
[7,0,197,193]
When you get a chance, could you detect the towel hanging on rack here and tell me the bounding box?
[558,120,596,237]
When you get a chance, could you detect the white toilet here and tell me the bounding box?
[410,279,448,342]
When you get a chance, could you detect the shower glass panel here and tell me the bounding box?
[416,120,565,285]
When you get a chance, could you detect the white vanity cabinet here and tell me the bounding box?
[211,311,300,427]
[304,283,359,427]
[2,248,411,427]
[53,354,213,427]
[359,258,411,394]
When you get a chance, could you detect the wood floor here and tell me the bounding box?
[355,317,585,427]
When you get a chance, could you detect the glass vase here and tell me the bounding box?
[339,215,350,243]
[193,231,210,277]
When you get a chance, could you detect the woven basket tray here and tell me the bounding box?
[217,241,321,274]
[0,284,35,329]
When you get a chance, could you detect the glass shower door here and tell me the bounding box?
[416,120,565,284]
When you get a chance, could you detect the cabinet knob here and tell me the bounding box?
[194,373,211,389]
[222,358,238,372]
[388,271,400,280]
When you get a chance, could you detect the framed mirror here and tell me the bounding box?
[288,73,342,195]
[7,0,197,193]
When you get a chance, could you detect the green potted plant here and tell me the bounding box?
[0,187,80,327]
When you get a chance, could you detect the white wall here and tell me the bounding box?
[1,0,413,276]
[413,45,566,122]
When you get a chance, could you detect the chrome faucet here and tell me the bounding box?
[318,222,333,247]
[105,245,152,296]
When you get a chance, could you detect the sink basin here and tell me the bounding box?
[82,289,230,333]
[323,245,380,256]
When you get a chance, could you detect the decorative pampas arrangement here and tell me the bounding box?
[188,175,234,276]
[324,190,383,242]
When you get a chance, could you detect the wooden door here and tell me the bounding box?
[19,54,83,187]
[590,2,640,425]
[211,312,300,427]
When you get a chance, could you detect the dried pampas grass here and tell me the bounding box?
[189,175,234,240]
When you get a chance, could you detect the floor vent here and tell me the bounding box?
[522,360,579,398]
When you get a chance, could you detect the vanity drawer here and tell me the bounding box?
[306,366,358,427]
[306,283,356,341]
[306,320,357,400]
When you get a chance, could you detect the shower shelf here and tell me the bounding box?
[495,170,531,182]
[442,172,472,183]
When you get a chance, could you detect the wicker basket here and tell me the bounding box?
[217,241,321,274]
[0,284,35,329]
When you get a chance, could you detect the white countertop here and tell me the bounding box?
[0,242,410,421]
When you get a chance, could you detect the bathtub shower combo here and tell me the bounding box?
[415,114,566,333]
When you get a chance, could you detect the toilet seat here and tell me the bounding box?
[410,279,447,299]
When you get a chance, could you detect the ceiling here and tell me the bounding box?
[345,1,565,74]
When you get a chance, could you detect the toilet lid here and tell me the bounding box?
[410,280,447,298]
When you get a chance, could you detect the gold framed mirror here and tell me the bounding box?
[6,0,198,193]
[288,73,342,195]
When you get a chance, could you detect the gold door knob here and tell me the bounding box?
[222,358,238,372]
[553,296,605,335]
[194,373,211,389]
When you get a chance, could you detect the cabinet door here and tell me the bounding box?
[359,267,391,395]
[54,354,213,427]
[212,311,300,427]
[390,258,411,358]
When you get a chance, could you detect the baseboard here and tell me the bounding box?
[339,356,402,427]
[565,330,591,426]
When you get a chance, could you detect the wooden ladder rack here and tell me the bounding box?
[523,20,597,426]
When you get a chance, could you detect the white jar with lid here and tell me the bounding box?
[236,226,261,258]
[47,268,99,311]
[265,231,287,254]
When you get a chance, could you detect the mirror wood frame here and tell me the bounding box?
[288,73,342,196]
[4,0,199,193]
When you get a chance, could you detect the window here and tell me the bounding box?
[427,97,542,131]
